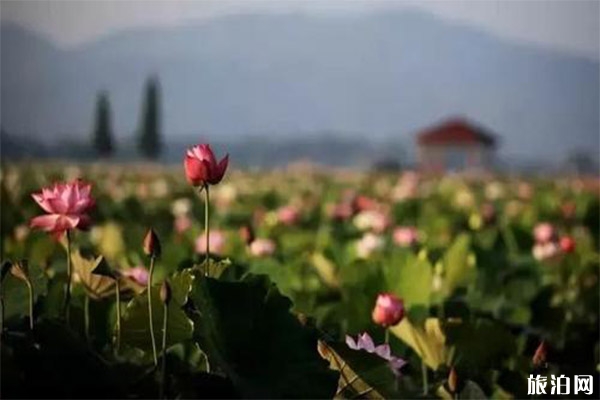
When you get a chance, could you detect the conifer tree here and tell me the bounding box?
[92,91,114,157]
[138,76,162,159]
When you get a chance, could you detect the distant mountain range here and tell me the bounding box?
[1,10,598,162]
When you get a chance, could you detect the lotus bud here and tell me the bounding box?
[559,236,575,253]
[533,340,548,367]
[160,281,172,305]
[372,293,404,327]
[448,367,459,394]
[143,228,161,257]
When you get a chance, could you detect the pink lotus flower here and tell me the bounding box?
[355,233,384,259]
[184,144,229,187]
[392,171,419,201]
[372,293,405,327]
[30,180,95,238]
[196,230,226,255]
[122,266,149,286]
[534,222,556,244]
[249,238,276,257]
[346,332,407,376]
[354,195,378,212]
[393,226,419,247]
[559,236,576,253]
[353,210,390,233]
[277,205,301,226]
[174,215,192,234]
[532,241,561,261]
[327,202,354,221]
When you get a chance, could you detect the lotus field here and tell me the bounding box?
[1,146,598,399]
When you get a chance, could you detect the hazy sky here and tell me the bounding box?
[1,0,599,59]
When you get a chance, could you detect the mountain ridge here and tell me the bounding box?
[1,10,598,160]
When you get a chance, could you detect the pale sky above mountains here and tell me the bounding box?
[1,0,599,59]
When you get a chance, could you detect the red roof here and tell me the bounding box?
[416,118,496,147]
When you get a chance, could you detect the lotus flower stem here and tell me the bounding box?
[26,280,34,331]
[115,279,122,354]
[147,256,158,365]
[421,360,428,395]
[83,295,90,342]
[63,230,72,324]
[204,184,210,277]
[159,301,169,399]
[384,328,390,345]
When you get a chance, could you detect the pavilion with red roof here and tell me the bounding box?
[416,117,497,172]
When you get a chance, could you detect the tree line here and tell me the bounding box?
[92,76,162,159]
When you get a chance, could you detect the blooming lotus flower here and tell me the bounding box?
[534,223,556,244]
[532,241,561,261]
[174,215,192,234]
[517,182,534,200]
[249,238,276,257]
[171,198,193,217]
[122,266,149,286]
[356,233,384,259]
[484,181,505,200]
[30,180,95,238]
[327,202,354,221]
[346,333,406,376]
[353,210,389,233]
[391,171,419,202]
[393,226,419,247]
[559,236,576,253]
[353,195,378,212]
[184,144,229,187]
[372,293,404,327]
[277,205,301,226]
[196,230,226,255]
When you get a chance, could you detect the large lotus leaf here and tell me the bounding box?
[311,252,340,289]
[442,234,476,297]
[192,258,233,280]
[190,274,338,399]
[72,251,115,300]
[444,319,517,371]
[71,251,142,300]
[318,340,402,399]
[1,319,126,398]
[383,250,432,307]
[1,261,47,321]
[94,222,126,261]
[121,269,194,354]
[390,318,448,370]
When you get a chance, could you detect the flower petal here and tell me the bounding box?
[345,335,359,350]
[32,192,56,213]
[184,155,208,186]
[358,332,375,352]
[210,154,229,184]
[30,214,61,231]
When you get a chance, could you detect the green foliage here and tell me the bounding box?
[190,274,339,398]
[383,250,433,308]
[121,270,194,353]
[1,164,598,398]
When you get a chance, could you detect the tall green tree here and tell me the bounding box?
[138,76,162,159]
[92,91,114,157]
